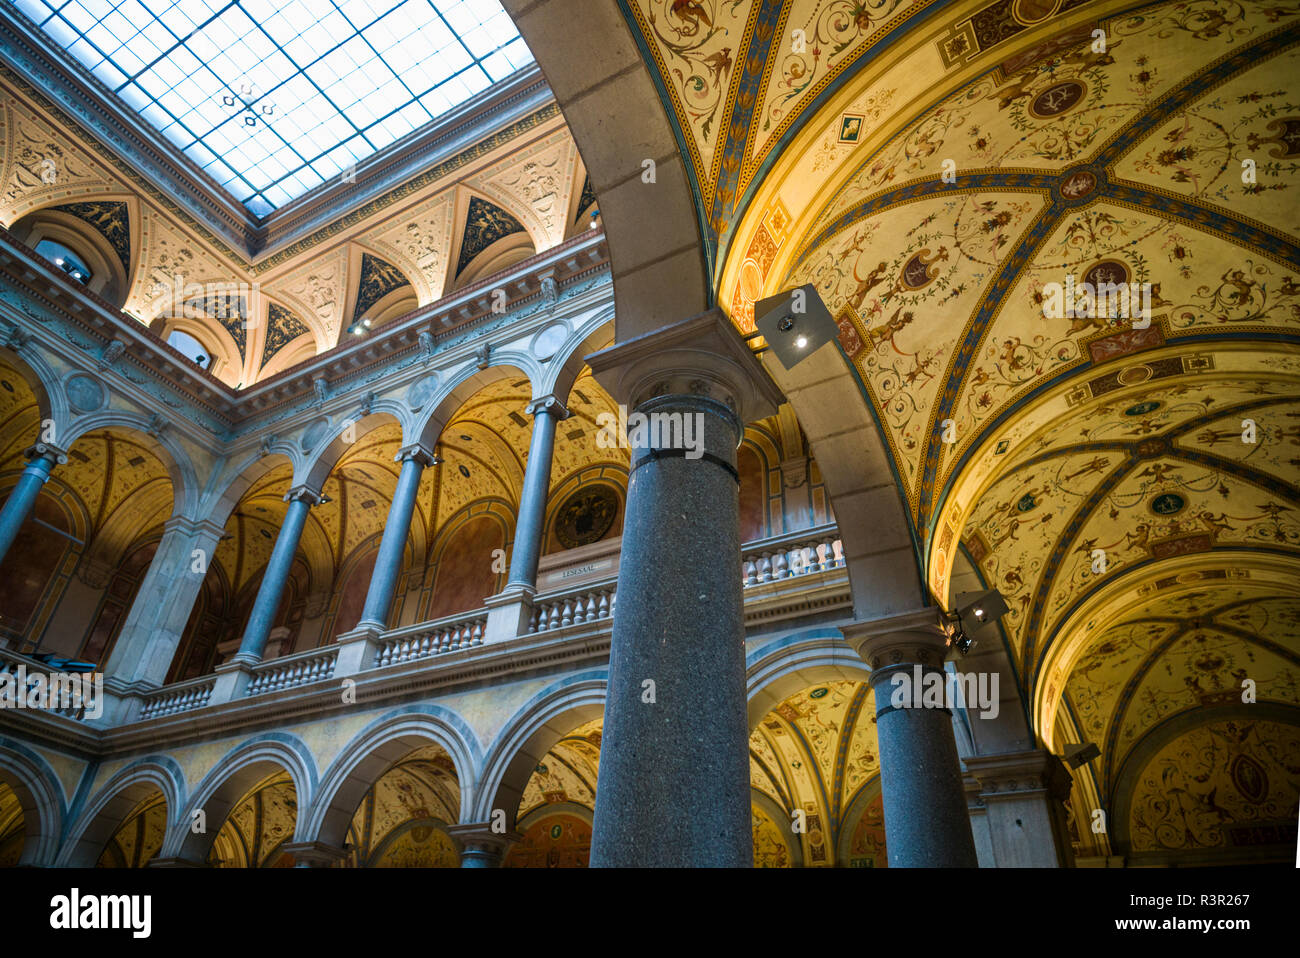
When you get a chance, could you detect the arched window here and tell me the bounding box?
[33,239,92,285]
[166,329,212,370]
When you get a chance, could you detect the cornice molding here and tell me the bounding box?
[0,224,611,448]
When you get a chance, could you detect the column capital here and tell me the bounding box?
[964,748,1074,804]
[394,442,438,467]
[279,841,349,868]
[585,308,782,424]
[23,442,68,466]
[284,484,324,505]
[841,607,952,672]
[446,822,521,863]
[525,394,569,419]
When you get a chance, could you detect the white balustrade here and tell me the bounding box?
[375,613,487,667]
[139,679,216,719]
[245,649,338,696]
[58,525,846,726]
[529,584,616,634]
[0,648,99,721]
[742,525,844,588]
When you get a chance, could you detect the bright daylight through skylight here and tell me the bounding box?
[9,0,534,216]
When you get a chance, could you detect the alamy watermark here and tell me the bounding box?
[0,666,103,720]
[596,405,705,460]
[889,665,1000,720]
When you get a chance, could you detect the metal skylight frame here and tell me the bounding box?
[10,0,533,216]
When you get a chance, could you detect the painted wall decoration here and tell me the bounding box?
[208,772,297,868]
[1126,717,1300,856]
[51,200,132,277]
[456,196,529,275]
[552,484,619,549]
[261,302,312,368]
[351,252,412,325]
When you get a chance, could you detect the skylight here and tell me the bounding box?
[11,0,533,216]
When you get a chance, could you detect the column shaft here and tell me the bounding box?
[849,616,980,867]
[237,489,316,662]
[357,447,432,630]
[506,397,563,590]
[590,394,751,867]
[0,446,63,566]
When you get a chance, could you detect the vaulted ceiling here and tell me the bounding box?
[615,0,1300,846]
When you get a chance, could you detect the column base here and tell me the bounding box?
[99,676,158,725]
[483,586,536,644]
[334,625,385,676]
[209,660,256,705]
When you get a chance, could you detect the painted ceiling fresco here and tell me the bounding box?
[96,791,167,868]
[750,679,886,867]
[345,744,461,868]
[1124,716,1300,855]
[665,0,1300,851]
[0,70,592,386]
[208,770,298,868]
[0,782,22,867]
[0,358,174,565]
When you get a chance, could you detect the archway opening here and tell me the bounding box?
[339,743,462,868]
[95,790,167,868]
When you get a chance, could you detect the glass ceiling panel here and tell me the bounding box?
[9,0,534,216]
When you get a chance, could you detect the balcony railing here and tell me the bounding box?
[0,646,96,721]
[374,610,488,667]
[67,525,849,728]
[245,647,339,696]
[138,675,216,719]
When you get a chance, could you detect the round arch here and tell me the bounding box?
[298,409,407,493]
[502,0,708,339]
[306,705,480,850]
[0,738,66,866]
[56,756,185,867]
[410,360,538,453]
[746,630,872,730]
[165,733,318,862]
[539,306,614,402]
[61,414,201,520]
[472,670,607,828]
[202,449,298,534]
[10,204,132,307]
[0,346,66,434]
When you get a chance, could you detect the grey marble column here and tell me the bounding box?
[586,310,781,867]
[233,485,321,665]
[356,443,436,631]
[845,609,979,867]
[506,395,566,591]
[0,443,66,566]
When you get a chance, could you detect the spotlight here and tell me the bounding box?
[753,283,837,369]
[1064,742,1100,769]
[941,589,1010,656]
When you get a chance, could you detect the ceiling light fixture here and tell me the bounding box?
[754,284,836,368]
